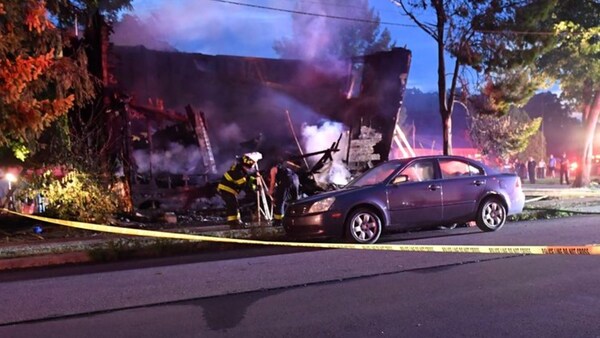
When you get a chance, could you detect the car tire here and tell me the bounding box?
[476,197,506,232]
[345,208,382,244]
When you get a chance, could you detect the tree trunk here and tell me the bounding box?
[573,91,600,187]
[432,1,451,155]
[442,111,452,155]
[443,57,461,156]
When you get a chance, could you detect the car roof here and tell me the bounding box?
[382,155,492,172]
[387,155,480,163]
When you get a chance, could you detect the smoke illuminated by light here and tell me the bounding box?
[302,121,351,186]
[302,121,345,155]
[133,143,204,174]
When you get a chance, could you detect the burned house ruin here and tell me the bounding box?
[108,45,411,210]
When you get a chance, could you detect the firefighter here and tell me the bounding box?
[268,159,300,226]
[218,152,261,229]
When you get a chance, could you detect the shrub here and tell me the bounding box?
[18,170,119,223]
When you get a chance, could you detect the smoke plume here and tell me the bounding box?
[302,121,351,186]
[115,0,289,56]
[133,142,203,174]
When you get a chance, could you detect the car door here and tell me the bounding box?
[437,158,487,222]
[386,159,443,228]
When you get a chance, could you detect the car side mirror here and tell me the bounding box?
[392,175,409,185]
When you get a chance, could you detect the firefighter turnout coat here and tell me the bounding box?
[217,162,255,223]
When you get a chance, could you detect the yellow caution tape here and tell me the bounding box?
[3,209,600,255]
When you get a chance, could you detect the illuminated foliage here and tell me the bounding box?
[0,0,93,152]
[476,68,545,115]
[17,169,119,222]
[469,107,542,161]
[25,0,54,33]
[11,142,31,161]
[481,0,600,186]
[0,0,132,157]
[1,0,133,219]
[549,21,600,186]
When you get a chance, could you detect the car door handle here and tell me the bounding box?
[428,184,441,191]
[472,180,486,186]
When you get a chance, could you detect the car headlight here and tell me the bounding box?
[307,197,335,213]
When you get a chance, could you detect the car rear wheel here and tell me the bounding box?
[476,198,506,232]
[345,208,382,244]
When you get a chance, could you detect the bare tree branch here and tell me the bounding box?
[390,0,439,41]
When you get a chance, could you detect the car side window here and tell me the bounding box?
[398,160,436,183]
[439,159,483,179]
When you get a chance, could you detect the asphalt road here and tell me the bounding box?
[1,216,600,337]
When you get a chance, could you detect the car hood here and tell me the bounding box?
[293,185,375,205]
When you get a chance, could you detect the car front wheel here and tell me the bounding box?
[345,208,382,244]
[476,198,506,232]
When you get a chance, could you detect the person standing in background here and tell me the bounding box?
[0,169,9,208]
[538,158,546,179]
[548,154,557,178]
[515,159,527,181]
[502,158,512,172]
[559,152,570,185]
[527,157,537,184]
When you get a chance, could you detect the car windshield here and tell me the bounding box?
[346,161,405,187]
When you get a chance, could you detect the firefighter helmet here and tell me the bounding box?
[241,155,255,167]
[241,152,261,166]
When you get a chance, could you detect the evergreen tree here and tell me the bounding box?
[0,0,131,159]
[0,1,88,157]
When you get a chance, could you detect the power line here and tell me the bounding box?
[277,0,375,11]
[210,0,573,37]
[475,29,559,36]
[209,0,417,28]
[278,0,401,13]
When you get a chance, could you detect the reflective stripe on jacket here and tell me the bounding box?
[217,163,248,195]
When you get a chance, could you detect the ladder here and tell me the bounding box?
[391,107,416,158]
[392,124,416,158]
[185,105,217,174]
